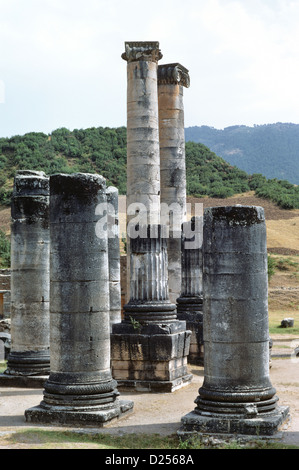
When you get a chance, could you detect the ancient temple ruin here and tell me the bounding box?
[0,39,290,438]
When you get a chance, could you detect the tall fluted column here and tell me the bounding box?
[124,224,177,324]
[25,173,133,426]
[179,206,289,437]
[123,41,162,225]
[111,41,192,393]
[176,216,204,365]
[1,170,50,387]
[158,63,190,304]
[122,41,162,301]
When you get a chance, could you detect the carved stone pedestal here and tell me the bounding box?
[111,321,191,392]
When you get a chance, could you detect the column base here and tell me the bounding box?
[111,320,192,393]
[4,350,50,377]
[178,406,290,437]
[0,373,48,388]
[24,399,134,427]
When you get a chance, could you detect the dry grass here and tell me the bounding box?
[0,207,10,236]
[119,192,299,255]
[266,218,299,253]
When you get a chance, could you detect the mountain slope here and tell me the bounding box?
[0,125,298,210]
[185,123,299,185]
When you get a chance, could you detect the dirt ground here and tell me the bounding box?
[0,193,298,447]
[0,343,298,448]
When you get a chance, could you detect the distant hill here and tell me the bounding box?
[0,125,298,210]
[185,123,299,185]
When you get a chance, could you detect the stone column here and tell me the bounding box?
[0,170,50,387]
[111,224,192,392]
[106,186,121,331]
[25,173,133,426]
[178,206,289,438]
[124,224,177,324]
[176,216,204,365]
[123,41,162,225]
[158,63,190,304]
[122,41,162,301]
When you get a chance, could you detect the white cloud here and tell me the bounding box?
[1,0,299,135]
[180,0,299,127]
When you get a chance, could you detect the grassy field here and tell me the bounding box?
[0,428,297,450]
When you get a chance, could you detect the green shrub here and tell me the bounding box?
[267,255,276,282]
[0,230,10,268]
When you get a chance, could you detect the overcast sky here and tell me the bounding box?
[1,0,299,138]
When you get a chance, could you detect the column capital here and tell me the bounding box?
[122,41,163,63]
[158,63,190,88]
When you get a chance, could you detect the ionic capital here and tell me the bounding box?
[122,41,163,63]
[158,63,190,88]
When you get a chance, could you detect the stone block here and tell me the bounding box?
[178,406,290,438]
[281,318,294,328]
[111,328,192,391]
[25,399,134,427]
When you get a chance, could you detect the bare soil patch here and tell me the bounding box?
[187,191,299,221]
[0,193,298,447]
[0,351,298,448]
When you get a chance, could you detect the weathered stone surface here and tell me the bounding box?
[122,41,162,63]
[25,400,134,427]
[1,171,50,383]
[0,339,5,361]
[124,44,162,226]
[0,318,10,333]
[281,318,294,328]
[0,332,10,360]
[25,173,133,425]
[111,223,192,392]
[178,406,290,437]
[177,217,203,365]
[117,43,191,392]
[106,186,121,329]
[158,63,189,304]
[123,42,162,302]
[178,205,290,436]
[122,224,177,323]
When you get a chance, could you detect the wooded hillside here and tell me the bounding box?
[0,126,298,210]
